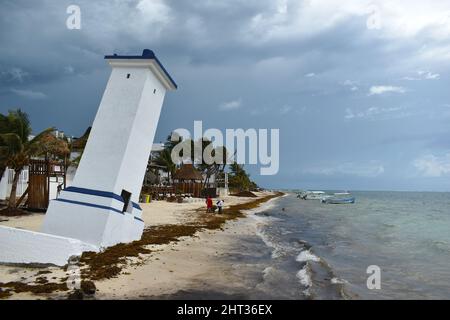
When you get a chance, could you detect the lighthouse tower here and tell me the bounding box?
[42,49,177,248]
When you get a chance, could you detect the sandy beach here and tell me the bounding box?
[0,191,282,300]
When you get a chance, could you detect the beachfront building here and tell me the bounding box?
[145,143,167,184]
[173,164,204,197]
[215,171,229,197]
[0,168,28,202]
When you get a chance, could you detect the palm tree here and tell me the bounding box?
[154,148,176,183]
[0,110,32,190]
[0,150,6,185]
[0,166,5,184]
[0,110,55,210]
[155,133,195,183]
[228,162,256,191]
[197,145,229,188]
[0,110,26,184]
[0,115,7,181]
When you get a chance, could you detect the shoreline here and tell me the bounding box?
[0,191,283,300]
[97,193,283,300]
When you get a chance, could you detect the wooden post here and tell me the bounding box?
[63,155,67,189]
[46,158,50,208]
[16,186,29,207]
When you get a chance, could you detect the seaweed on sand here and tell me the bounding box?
[0,288,12,299]
[0,281,68,295]
[35,277,49,284]
[80,280,96,295]
[80,192,283,282]
[36,270,52,275]
[232,191,258,198]
[0,208,30,217]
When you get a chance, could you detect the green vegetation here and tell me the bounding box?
[154,133,258,191]
[228,162,258,192]
[0,109,68,211]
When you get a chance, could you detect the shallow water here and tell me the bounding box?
[155,192,450,300]
[248,191,450,299]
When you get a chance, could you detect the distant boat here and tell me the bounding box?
[321,192,355,204]
[299,191,327,200]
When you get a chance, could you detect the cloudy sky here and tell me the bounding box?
[1,0,450,191]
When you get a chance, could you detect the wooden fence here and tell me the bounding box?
[27,159,66,210]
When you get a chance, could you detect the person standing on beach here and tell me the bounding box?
[206,196,213,213]
[216,199,224,214]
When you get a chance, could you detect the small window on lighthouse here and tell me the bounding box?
[121,189,132,213]
[153,89,156,94]
[127,73,131,79]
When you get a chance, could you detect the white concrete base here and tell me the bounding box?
[42,187,145,248]
[0,226,98,266]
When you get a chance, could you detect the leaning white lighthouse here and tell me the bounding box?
[42,49,177,248]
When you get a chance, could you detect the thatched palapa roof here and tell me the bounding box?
[173,164,203,181]
[36,132,70,156]
[71,127,91,151]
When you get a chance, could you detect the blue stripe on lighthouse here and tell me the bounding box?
[134,216,144,223]
[54,198,144,225]
[54,198,125,215]
[63,186,142,211]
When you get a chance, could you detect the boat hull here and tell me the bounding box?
[322,197,355,204]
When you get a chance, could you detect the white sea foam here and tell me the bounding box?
[330,277,348,285]
[280,229,293,236]
[249,197,285,259]
[250,213,279,225]
[255,227,285,258]
[262,266,275,280]
[296,265,312,287]
[244,200,276,215]
[296,250,320,263]
[296,264,314,297]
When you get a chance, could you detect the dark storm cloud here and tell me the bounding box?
[1,0,450,190]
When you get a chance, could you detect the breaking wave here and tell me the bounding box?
[296,250,321,263]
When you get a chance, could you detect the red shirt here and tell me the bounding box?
[206,198,213,208]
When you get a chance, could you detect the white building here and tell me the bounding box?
[42,49,177,248]
[0,168,28,201]
[0,49,177,265]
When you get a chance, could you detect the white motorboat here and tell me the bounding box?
[321,192,355,204]
[300,191,327,200]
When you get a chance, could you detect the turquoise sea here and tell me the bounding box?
[248,191,450,299]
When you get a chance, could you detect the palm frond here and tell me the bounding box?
[0,133,23,156]
[7,109,31,142]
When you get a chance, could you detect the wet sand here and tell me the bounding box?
[0,192,280,300]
